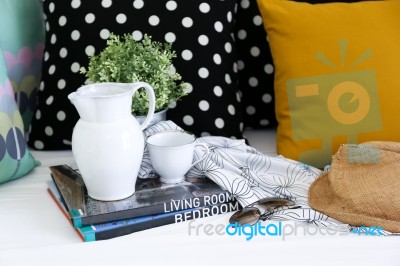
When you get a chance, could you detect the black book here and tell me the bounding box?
[47,181,240,242]
[49,165,236,228]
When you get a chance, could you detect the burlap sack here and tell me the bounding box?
[308,141,400,232]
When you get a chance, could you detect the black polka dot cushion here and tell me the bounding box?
[236,0,277,130]
[28,0,243,150]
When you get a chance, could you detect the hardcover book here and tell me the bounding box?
[47,181,240,242]
[49,165,236,228]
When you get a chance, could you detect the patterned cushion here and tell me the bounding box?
[28,0,244,150]
[236,0,277,129]
[257,0,400,168]
[0,49,38,184]
[0,0,45,132]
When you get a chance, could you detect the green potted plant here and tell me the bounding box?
[80,33,187,122]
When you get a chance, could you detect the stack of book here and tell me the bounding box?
[47,165,239,242]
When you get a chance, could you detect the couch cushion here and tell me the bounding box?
[29,0,244,150]
[235,0,277,129]
[0,48,38,184]
[257,0,400,168]
[0,0,45,133]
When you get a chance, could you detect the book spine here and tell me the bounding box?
[79,201,240,242]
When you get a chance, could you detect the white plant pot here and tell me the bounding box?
[136,108,168,128]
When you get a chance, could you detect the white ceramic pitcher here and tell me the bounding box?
[68,82,155,201]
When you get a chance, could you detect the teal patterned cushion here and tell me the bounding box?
[0,49,39,184]
[0,0,45,132]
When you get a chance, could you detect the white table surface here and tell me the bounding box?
[0,129,399,266]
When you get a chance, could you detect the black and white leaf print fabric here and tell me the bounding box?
[140,121,392,234]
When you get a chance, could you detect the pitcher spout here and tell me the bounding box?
[67,83,135,122]
[68,90,97,122]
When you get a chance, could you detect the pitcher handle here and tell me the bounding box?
[190,143,210,168]
[131,82,156,130]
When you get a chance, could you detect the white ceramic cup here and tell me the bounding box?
[146,130,209,184]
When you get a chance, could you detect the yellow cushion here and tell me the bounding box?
[257,0,400,168]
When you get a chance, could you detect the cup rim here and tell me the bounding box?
[146,130,196,147]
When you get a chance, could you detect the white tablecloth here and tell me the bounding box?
[0,129,399,266]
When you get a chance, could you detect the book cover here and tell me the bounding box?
[49,164,236,228]
[47,181,240,242]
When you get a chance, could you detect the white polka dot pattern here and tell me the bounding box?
[236,0,276,129]
[29,0,244,150]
